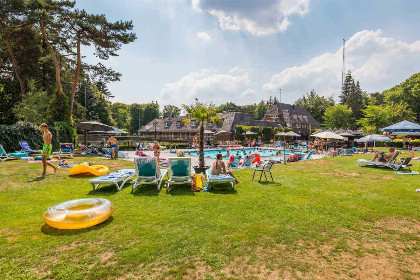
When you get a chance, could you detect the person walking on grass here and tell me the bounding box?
[39,123,57,178]
[107,135,118,159]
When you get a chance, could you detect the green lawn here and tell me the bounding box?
[0,151,419,279]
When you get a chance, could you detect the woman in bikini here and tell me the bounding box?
[211,153,240,184]
[152,141,161,160]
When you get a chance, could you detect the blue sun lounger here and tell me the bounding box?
[131,157,167,192]
[205,169,235,190]
[89,169,136,191]
[19,141,42,154]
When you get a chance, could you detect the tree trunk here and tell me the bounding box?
[5,35,25,100]
[70,35,81,116]
[199,121,205,168]
[40,16,62,96]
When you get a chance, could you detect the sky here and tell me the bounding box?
[76,0,420,106]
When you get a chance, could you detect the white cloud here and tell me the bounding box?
[192,0,310,36]
[158,68,256,106]
[262,29,420,101]
[197,31,211,41]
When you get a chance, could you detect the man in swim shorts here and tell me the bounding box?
[40,123,57,177]
[107,135,118,159]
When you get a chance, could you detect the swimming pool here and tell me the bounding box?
[186,148,303,158]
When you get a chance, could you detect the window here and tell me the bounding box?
[164,122,170,128]
[191,120,196,126]
[176,121,182,128]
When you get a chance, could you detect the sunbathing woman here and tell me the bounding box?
[211,153,240,184]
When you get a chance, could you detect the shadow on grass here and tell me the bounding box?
[257,181,281,186]
[207,186,238,195]
[69,174,96,179]
[41,216,113,236]
[87,184,129,196]
[166,184,196,196]
[131,184,160,196]
[27,176,45,182]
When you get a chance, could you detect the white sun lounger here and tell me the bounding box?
[89,169,136,191]
[131,157,167,192]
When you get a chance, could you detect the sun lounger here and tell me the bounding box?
[166,157,192,192]
[302,150,314,160]
[357,151,400,169]
[205,169,235,189]
[241,155,255,168]
[19,141,42,154]
[228,156,241,169]
[0,144,20,162]
[58,143,74,159]
[89,169,136,191]
[131,157,167,192]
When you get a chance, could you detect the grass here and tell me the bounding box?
[0,150,419,279]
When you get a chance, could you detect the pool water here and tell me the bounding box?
[186,148,303,158]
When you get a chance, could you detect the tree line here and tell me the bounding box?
[0,0,136,126]
[295,71,420,133]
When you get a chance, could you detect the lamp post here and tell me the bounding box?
[153,120,158,140]
[278,123,287,164]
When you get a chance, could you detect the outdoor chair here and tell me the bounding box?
[89,169,136,191]
[131,157,167,192]
[19,141,42,154]
[166,157,192,192]
[205,169,235,189]
[58,143,74,159]
[252,160,275,182]
[392,157,412,172]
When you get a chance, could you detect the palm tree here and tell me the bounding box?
[182,100,221,171]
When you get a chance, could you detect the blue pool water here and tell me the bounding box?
[186,148,303,158]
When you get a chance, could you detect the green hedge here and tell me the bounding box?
[370,139,420,148]
[0,121,75,152]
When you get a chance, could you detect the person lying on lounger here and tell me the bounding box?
[211,153,240,184]
[371,147,396,163]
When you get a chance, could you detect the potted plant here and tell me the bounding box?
[182,99,221,174]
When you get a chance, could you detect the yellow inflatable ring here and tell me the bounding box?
[44,198,114,229]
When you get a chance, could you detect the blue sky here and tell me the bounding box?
[76,0,420,106]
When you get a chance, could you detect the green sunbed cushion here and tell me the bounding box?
[137,161,156,177]
[171,161,189,176]
[8,152,28,158]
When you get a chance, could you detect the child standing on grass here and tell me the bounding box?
[39,123,57,178]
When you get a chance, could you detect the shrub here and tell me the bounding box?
[0,121,75,152]
[262,127,272,142]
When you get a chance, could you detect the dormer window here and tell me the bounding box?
[176,121,182,128]
[191,120,196,126]
[164,122,170,128]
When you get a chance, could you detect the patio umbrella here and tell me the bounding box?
[75,121,115,145]
[356,134,392,142]
[356,134,392,149]
[214,130,228,135]
[285,131,301,137]
[311,131,344,140]
[203,130,214,134]
[339,132,354,137]
[275,132,288,136]
[244,131,257,135]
